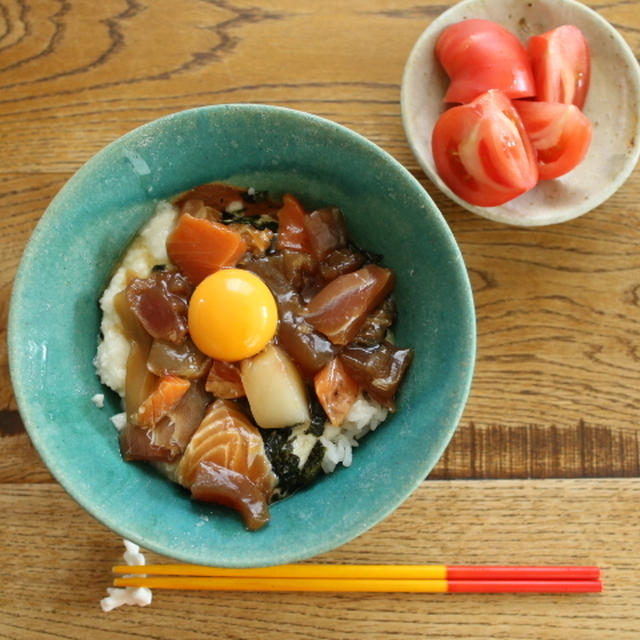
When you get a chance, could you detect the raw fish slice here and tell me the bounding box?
[314,357,360,426]
[305,264,394,345]
[302,207,348,260]
[113,290,156,417]
[121,378,209,462]
[340,341,413,410]
[159,379,210,455]
[205,360,245,399]
[190,462,271,531]
[166,214,247,285]
[135,375,190,429]
[177,399,277,529]
[174,183,280,217]
[120,423,172,462]
[147,337,211,380]
[126,270,193,344]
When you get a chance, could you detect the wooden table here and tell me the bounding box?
[2,1,639,637]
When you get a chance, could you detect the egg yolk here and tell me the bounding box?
[188,268,278,362]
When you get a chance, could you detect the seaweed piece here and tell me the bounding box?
[261,427,326,500]
[242,189,271,204]
[221,210,279,232]
[308,394,328,437]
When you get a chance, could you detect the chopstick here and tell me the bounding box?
[112,564,602,593]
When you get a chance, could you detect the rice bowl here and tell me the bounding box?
[9,104,476,566]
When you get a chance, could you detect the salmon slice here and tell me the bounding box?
[121,379,210,462]
[166,213,247,285]
[276,193,312,253]
[135,375,191,429]
[177,399,277,530]
[314,357,360,426]
[205,360,245,399]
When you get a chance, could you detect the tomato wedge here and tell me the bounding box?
[514,100,592,180]
[528,25,590,109]
[431,89,538,206]
[436,19,535,103]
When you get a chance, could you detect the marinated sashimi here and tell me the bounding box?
[135,375,191,429]
[174,182,280,218]
[303,207,349,261]
[190,462,271,531]
[96,181,413,531]
[204,360,245,399]
[126,270,193,344]
[177,399,276,492]
[121,378,209,462]
[166,214,247,284]
[112,290,155,419]
[147,337,211,379]
[341,341,414,409]
[177,399,277,530]
[304,264,395,345]
[313,357,359,426]
[276,194,313,253]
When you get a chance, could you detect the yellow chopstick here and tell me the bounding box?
[112,564,602,593]
[113,563,447,580]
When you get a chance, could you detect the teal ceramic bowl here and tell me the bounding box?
[9,104,475,567]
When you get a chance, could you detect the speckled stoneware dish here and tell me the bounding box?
[401,0,640,226]
[9,104,475,567]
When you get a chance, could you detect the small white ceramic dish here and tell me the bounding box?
[401,0,640,226]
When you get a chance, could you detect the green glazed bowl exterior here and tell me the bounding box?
[9,104,475,567]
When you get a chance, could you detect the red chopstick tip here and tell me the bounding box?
[446,566,601,581]
[447,580,603,594]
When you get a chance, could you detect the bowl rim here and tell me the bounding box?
[400,0,640,227]
[9,103,477,565]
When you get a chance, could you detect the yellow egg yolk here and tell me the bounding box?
[188,268,278,362]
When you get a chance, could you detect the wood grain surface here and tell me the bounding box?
[1,0,640,637]
[3,479,640,639]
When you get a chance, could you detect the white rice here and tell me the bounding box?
[320,395,388,473]
[100,540,152,612]
[110,411,127,432]
[91,393,105,408]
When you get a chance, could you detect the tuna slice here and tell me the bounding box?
[125,270,193,344]
[340,341,414,410]
[177,399,277,530]
[304,264,395,345]
[302,207,348,261]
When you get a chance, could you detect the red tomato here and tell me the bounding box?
[513,100,592,180]
[432,90,538,206]
[436,19,535,103]
[528,25,590,109]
